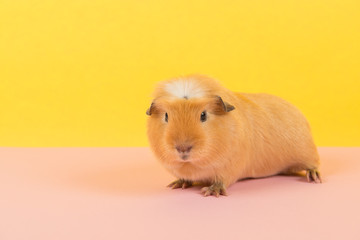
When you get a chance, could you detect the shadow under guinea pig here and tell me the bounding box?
[68,148,355,196]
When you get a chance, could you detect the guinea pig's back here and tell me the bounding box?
[234,92,319,177]
[240,93,309,129]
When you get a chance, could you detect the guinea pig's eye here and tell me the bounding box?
[165,112,168,122]
[200,111,207,122]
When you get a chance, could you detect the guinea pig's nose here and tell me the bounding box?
[175,144,193,153]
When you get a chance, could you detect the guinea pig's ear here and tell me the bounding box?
[210,96,235,114]
[146,102,155,116]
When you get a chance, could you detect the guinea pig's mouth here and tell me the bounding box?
[178,153,190,161]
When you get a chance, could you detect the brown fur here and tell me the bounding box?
[147,75,321,194]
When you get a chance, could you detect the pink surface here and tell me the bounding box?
[0,147,359,240]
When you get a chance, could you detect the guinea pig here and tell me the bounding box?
[146,75,321,197]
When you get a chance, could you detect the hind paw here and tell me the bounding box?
[306,169,322,183]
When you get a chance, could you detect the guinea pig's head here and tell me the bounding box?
[146,95,235,168]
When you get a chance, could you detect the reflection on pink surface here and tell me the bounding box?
[0,147,359,239]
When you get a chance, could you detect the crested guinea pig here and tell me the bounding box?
[146,75,321,197]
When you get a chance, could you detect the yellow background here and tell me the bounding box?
[1,0,359,147]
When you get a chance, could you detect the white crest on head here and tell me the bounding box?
[164,78,205,99]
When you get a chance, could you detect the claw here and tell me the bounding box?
[306,170,310,182]
[220,188,228,196]
[182,181,192,189]
[167,180,180,189]
[201,187,211,197]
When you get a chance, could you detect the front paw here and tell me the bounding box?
[167,179,193,189]
[201,182,227,197]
